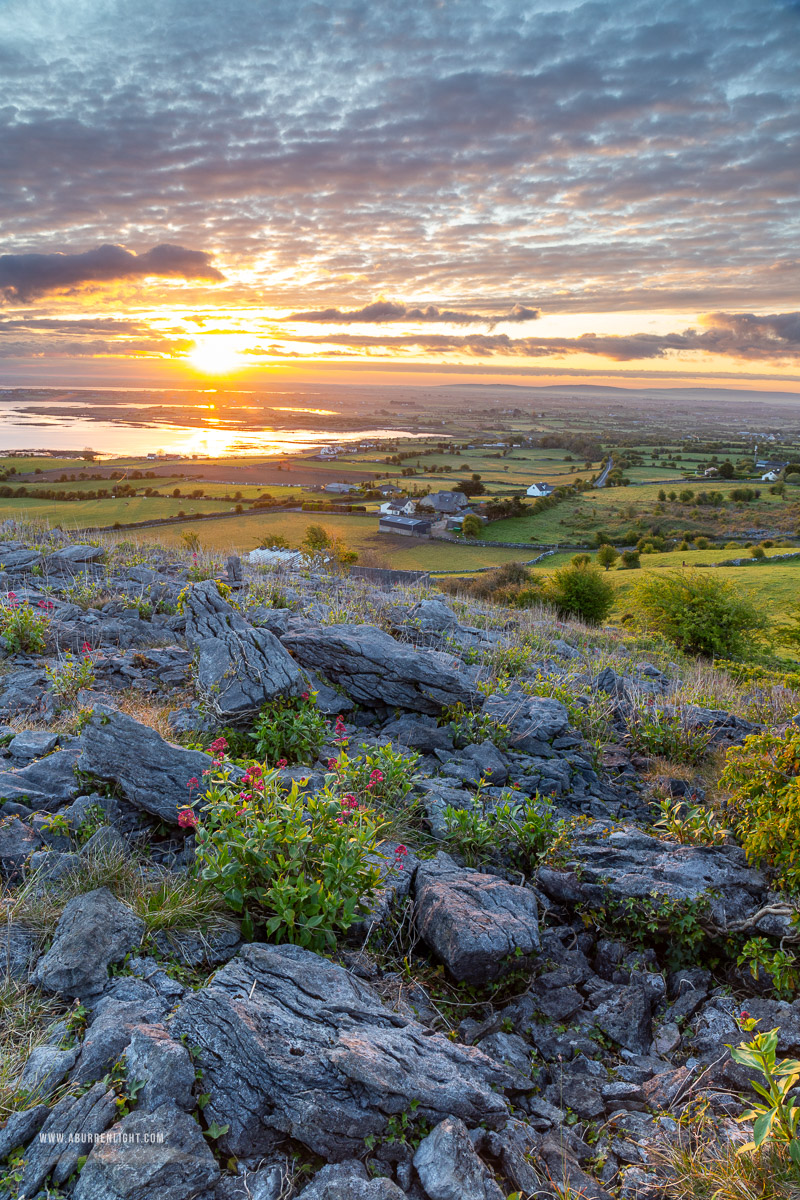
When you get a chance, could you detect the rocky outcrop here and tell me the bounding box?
[79,708,213,824]
[170,943,530,1160]
[183,579,303,719]
[281,621,477,713]
[537,822,767,933]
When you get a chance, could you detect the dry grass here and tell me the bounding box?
[3,842,235,948]
[114,688,191,740]
[656,1137,800,1200]
[0,972,66,1119]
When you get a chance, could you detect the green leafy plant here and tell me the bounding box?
[252,690,328,765]
[721,728,800,893]
[738,939,800,1001]
[0,593,50,653]
[625,698,715,765]
[444,702,510,749]
[633,570,767,658]
[728,1015,800,1168]
[46,648,96,708]
[193,755,387,949]
[654,796,728,845]
[442,794,569,874]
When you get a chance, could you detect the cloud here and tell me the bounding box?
[285,300,539,327]
[0,244,224,302]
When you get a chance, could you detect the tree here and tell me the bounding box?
[545,563,615,625]
[718,461,735,478]
[461,514,482,539]
[633,570,766,658]
[620,549,641,569]
[596,544,619,571]
[456,478,486,497]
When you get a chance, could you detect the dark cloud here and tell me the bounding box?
[285,301,539,326]
[0,244,224,302]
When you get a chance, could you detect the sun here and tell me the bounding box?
[187,336,247,376]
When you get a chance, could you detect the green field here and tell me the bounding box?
[114,511,533,571]
[0,495,238,529]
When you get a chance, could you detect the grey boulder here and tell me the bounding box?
[0,816,40,876]
[413,1117,505,1200]
[16,1081,117,1199]
[297,1161,406,1199]
[183,579,303,719]
[73,1102,220,1200]
[170,943,528,1161]
[79,708,213,825]
[31,887,144,999]
[0,748,81,811]
[282,622,476,714]
[414,853,540,983]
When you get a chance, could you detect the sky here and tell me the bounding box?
[0,0,798,392]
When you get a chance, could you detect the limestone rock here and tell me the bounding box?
[170,943,528,1161]
[414,853,540,983]
[79,708,213,825]
[282,622,476,714]
[413,1116,505,1200]
[31,887,145,999]
[183,579,303,719]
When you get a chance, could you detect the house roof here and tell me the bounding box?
[418,490,469,512]
[379,514,431,532]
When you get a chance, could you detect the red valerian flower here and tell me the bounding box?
[177,807,198,830]
[187,777,199,791]
[82,641,92,654]
[328,758,339,771]
[301,691,310,701]
[208,736,229,759]
[394,844,408,869]
[276,758,288,768]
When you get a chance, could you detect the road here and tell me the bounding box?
[593,456,614,487]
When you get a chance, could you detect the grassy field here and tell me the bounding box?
[0,495,238,529]
[114,511,533,570]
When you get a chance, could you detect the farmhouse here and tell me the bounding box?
[379,499,416,516]
[418,490,469,515]
[378,514,432,538]
[323,482,357,495]
[526,482,555,498]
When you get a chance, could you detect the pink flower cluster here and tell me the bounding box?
[208,736,229,763]
[394,844,408,870]
[333,715,348,745]
[38,599,54,612]
[177,807,198,830]
[365,768,384,791]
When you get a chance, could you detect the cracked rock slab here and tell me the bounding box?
[31,886,144,999]
[281,621,477,713]
[414,852,540,984]
[183,579,303,719]
[170,942,529,1161]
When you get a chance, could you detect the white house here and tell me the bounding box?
[526,482,555,498]
[379,499,416,516]
[762,469,782,483]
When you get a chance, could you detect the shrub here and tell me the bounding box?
[545,562,614,625]
[654,796,728,844]
[0,593,50,653]
[633,570,767,658]
[721,728,800,893]
[620,549,640,569]
[751,545,767,559]
[252,691,328,765]
[727,1014,800,1166]
[694,536,710,549]
[461,514,482,538]
[193,759,386,948]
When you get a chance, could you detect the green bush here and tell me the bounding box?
[721,728,800,894]
[625,699,715,765]
[633,570,767,658]
[620,549,640,569]
[750,545,767,560]
[596,544,619,571]
[545,562,615,625]
[252,691,328,765]
[442,796,568,873]
[693,536,710,549]
[193,760,386,948]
